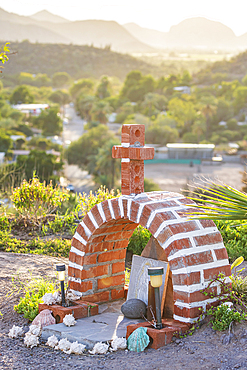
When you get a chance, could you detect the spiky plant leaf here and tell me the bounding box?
[186,180,247,220]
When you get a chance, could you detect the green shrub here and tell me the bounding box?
[127,225,151,255]
[14,276,58,321]
[0,231,70,257]
[11,177,69,225]
[214,220,247,261]
[207,303,247,331]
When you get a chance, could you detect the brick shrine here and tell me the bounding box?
[68,124,231,324]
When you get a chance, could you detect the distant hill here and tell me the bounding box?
[124,17,247,50]
[0,8,154,53]
[2,41,163,80]
[30,10,69,23]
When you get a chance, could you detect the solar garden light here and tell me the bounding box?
[56,264,66,307]
[148,267,164,330]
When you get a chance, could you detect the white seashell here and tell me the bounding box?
[63,314,76,327]
[89,342,109,354]
[66,290,80,301]
[111,337,127,351]
[46,335,59,348]
[55,338,71,353]
[53,291,61,304]
[8,325,23,338]
[32,309,56,328]
[69,341,86,355]
[28,324,42,336]
[42,293,56,305]
[24,333,39,348]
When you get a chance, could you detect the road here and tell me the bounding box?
[62,105,95,194]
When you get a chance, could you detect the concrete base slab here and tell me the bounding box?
[41,312,144,350]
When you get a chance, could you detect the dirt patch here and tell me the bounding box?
[0,252,247,370]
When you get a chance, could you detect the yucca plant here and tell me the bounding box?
[186,179,247,221]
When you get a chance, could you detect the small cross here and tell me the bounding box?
[112,124,154,195]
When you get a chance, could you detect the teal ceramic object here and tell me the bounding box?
[127,327,150,352]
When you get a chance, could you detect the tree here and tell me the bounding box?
[33,107,63,136]
[16,150,63,183]
[49,90,71,116]
[233,86,247,113]
[66,125,116,174]
[9,85,34,104]
[76,94,95,121]
[96,76,111,99]
[52,72,71,88]
[69,79,94,99]
[0,131,12,152]
[142,93,167,117]
[168,97,197,132]
[91,100,112,124]
[94,139,120,188]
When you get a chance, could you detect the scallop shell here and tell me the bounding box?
[127,327,150,352]
[32,309,56,328]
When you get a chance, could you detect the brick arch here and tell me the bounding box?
[68,191,231,323]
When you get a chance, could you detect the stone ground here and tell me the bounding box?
[0,252,247,369]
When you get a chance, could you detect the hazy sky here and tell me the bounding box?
[1,0,246,36]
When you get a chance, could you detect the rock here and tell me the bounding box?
[121,299,147,319]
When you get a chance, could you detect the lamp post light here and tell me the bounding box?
[56,264,66,307]
[148,267,164,330]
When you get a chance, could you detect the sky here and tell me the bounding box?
[0,0,246,36]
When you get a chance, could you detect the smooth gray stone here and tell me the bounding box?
[121,299,147,319]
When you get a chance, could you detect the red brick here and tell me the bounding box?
[90,234,106,243]
[82,291,110,303]
[199,219,216,228]
[147,200,178,211]
[174,305,202,319]
[122,199,128,218]
[83,253,97,265]
[112,261,126,274]
[111,199,121,219]
[71,237,84,252]
[111,288,125,300]
[101,201,113,222]
[165,238,193,257]
[174,286,217,304]
[130,202,140,223]
[139,206,152,228]
[215,248,229,260]
[82,214,96,233]
[194,232,222,247]
[106,225,125,233]
[68,266,81,279]
[169,221,200,235]
[98,249,126,263]
[105,230,133,241]
[69,252,84,266]
[76,224,90,242]
[90,241,114,253]
[172,271,201,286]
[97,274,125,290]
[78,280,93,293]
[80,265,109,279]
[91,206,104,227]
[171,251,213,270]
[178,198,195,205]
[114,240,129,249]
[156,226,173,245]
[123,222,138,231]
[93,226,112,236]
[148,213,164,235]
[204,264,231,281]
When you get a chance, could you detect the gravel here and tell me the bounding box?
[1,252,247,370]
